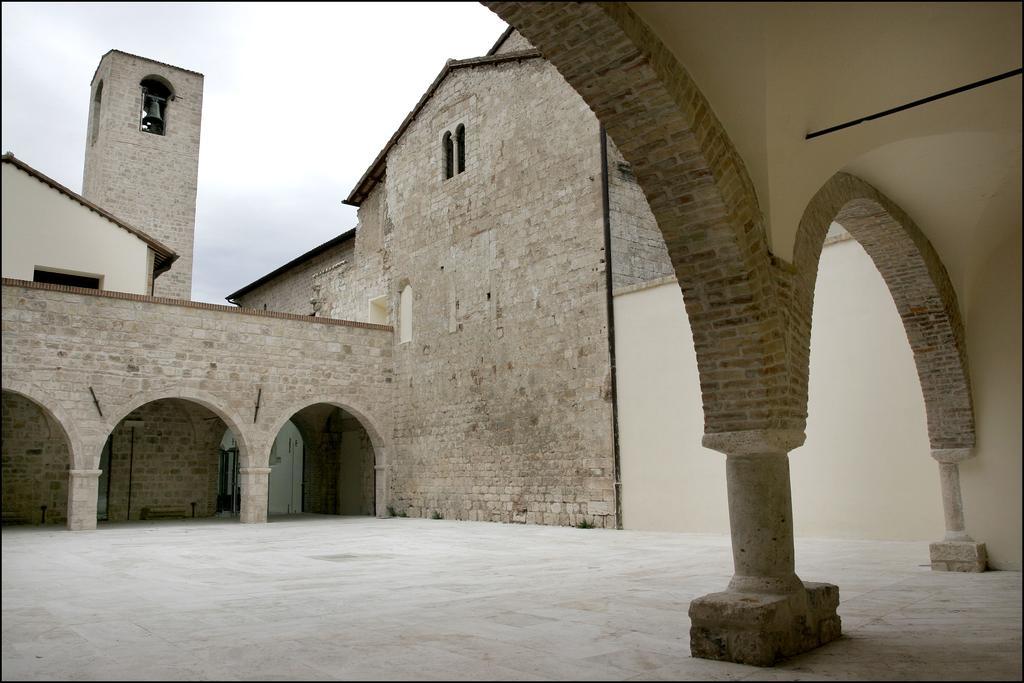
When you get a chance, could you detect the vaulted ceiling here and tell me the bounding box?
[628,2,1021,307]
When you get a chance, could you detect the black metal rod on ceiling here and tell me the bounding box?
[806,67,1022,140]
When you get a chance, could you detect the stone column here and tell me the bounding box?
[239,467,271,524]
[67,469,102,531]
[929,448,987,572]
[689,430,841,667]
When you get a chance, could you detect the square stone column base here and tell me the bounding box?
[689,581,841,667]
[930,541,987,572]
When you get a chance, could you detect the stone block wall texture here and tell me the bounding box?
[304,429,340,515]
[336,415,376,515]
[606,139,674,291]
[322,55,617,527]
[82,51,203,300]
[289,405,376,516]
[1,391,69,525]
[103,398,224,521]
[1,281,394,501]
[235,239,356,316]
[494,29,535,55]
[320,187,393,323]
[231,50,682,528]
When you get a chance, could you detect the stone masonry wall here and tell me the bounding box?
[606,139,674,291]
[236,239,355,316]
[1,281,394,498]
[292,406,376,516]
[494,30,535,55]
[304,428,340,515]
[319,187,391,323]
[338,415,376,516]
[82,51,203,300]
[1,391,70,525]
[247,54,623,526]
[354,56,616,527]
[104,399,223,521]
[236,198,389,325]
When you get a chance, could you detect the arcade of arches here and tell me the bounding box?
[2,393,378,526]
[1,2,1018,670]
[486,1,1019,666]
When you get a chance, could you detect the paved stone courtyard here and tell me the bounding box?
[2,516,1020,681]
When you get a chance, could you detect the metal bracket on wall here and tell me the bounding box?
[88,386,104,417]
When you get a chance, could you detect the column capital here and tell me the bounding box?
[702,429,805,456]
[931,447,974,464]
[69,469,103,478]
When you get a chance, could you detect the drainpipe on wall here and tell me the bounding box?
[600,125,624,530]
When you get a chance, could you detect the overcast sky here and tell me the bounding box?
[1,2,508,303]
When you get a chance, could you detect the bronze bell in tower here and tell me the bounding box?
[142,94,164,133]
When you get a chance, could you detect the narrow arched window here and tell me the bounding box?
[90,81,103,146]
[139,77,172,136]
[455,124,466,174]
[442,132,454,180]
[399,285,413,343]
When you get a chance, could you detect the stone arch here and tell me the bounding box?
[792,172,974,449]
[484,2,799,434]
[442,130,454,180]
[0,380,84,468]
[102,387,253,469]
[139,75,173,136]
[140,73,175,97]
[455,123,466,174]
[264,397,391,517]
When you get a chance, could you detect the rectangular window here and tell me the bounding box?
[368,295,388,325]
[33,268,101,290]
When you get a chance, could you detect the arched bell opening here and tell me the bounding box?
[139,77,173,136]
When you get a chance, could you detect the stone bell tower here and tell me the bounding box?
[82,50,204,300]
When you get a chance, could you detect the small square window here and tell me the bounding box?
[368,295,388,325]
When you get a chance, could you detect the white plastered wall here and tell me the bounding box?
[616,236,946,544]
[959,227,1022,571]
[1,163,152,294]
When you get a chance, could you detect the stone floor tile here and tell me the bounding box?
[2,516,1020,681]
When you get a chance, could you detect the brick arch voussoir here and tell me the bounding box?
[0,378,88,469]
[792,172,975,449]
[485,2,798,433]
[102,387,255,470]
